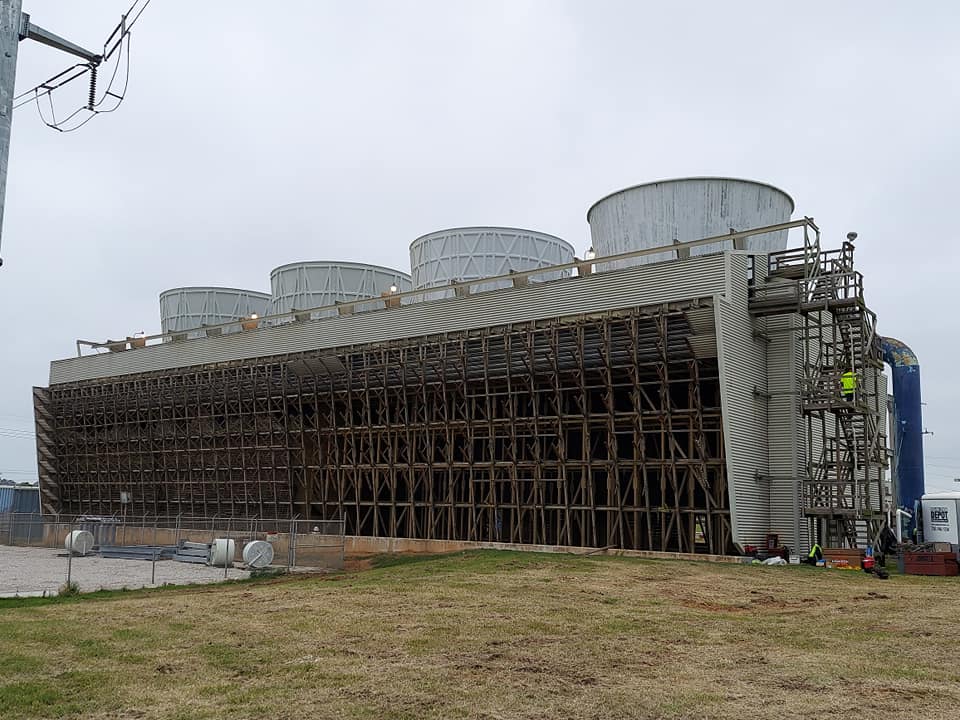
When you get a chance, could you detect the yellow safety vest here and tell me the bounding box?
[841,371,857,393]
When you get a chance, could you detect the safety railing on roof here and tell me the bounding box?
[750,268,865,314]
[75,217,820,357]
[766,219,821,276]
[799,270,865,308]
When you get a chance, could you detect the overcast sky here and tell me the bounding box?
[0,1,957,492]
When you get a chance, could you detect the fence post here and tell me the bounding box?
[151,520,158,586]
[223,517,232,579]
[291,518,298,570]
[66,520,74,591]
[285,519,292,570]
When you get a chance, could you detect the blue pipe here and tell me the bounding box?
[881,337,925,534]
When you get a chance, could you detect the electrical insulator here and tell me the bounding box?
[87,65,98,111]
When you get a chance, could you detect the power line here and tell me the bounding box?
[0,0,154,260]
[27,27,133,133]
[13,62,89,109]
[924,463,960,472]
[12,0,150,132]
[0,424,36,440]
[103,0,152,58]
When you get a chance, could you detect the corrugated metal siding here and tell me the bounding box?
[13,487,40,513]
[0,486,43,543]
[716,253,770,548]
[864,364,888,512]
[878,370,890,510]
[51,254,730,385]
[766,313,803,549]
[796,320,810,551]
[878,372,888,444]
[0,487,13,513]
[0,486,40,513]
[807,311,829,480]
[805,309,831,542]
[685,306,718,358]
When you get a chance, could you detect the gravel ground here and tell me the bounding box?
[0,545,249,596]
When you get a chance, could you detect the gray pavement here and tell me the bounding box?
[0,545,249,597]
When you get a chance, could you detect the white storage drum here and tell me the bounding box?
[64,529,95,556]
[242,540,275,568]
[208,538,236,567]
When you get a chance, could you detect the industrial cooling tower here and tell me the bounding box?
[159,287,271,338]
[586,177,794,270]
[269,261,412,319]
[409,227,575,298]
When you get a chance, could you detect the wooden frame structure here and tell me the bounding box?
[35,303,733,554]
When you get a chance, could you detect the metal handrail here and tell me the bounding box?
[75,217,819,356]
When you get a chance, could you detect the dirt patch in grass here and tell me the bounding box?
[342,555,375,572]
[0,550,957,719]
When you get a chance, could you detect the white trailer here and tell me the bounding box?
[921,492,960,545]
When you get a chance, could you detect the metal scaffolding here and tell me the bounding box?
[35,303,733,554]
[752,226,887,546]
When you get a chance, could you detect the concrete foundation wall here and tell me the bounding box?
[343,535,741,564]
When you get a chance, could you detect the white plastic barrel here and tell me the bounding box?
[65,530,95,556]
[208,538,236,567]
[242,540,274,568]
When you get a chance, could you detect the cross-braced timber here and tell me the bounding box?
[34,304,733,554]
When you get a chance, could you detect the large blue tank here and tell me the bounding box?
[881,337,925,530]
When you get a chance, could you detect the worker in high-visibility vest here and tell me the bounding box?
[841,370,857,401]
[804,543,823,566]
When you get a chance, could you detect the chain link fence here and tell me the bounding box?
[0,512,344,597]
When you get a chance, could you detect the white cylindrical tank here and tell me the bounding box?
[409,227,575,298]
[65,529,95,556]
[209,538,236,567]
[586,177,794,270]
[159,287,271,338]
[269,261,412,319]
[242,540,275,568]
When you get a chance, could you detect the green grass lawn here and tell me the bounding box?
[0,551,957,719]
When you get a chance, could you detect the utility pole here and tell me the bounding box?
[0,0,101,266]
[0,0,24,267]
